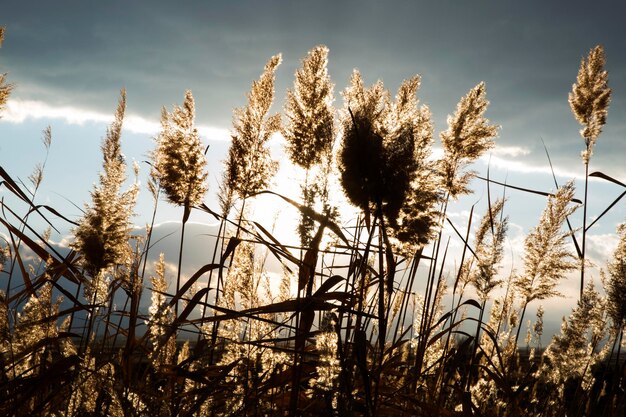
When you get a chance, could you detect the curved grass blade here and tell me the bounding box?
[589,170,626,187]
[585,189,626,232]
[446,216,478,260]
[477,175,582,204]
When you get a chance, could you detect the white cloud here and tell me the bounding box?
[430,145,583,180]
[2,98,231,140]
[586,232,619,267]
[447,210,476,221]
[4,99,111,125]
[198,125,231,142]
[490,145,531,158]
[124,114,160,135]
[479,154,584,180]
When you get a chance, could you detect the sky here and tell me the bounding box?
[1,0,626,337]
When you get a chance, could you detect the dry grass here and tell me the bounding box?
[0,40,625,417]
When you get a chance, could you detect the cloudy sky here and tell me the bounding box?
[1,1,626,333]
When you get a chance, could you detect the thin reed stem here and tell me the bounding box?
[175,207,189,318]
[392,248,422,344]
[616,329,624,376]
[198,216,225,345]
[580,161,589,300]
[514,301,528,348]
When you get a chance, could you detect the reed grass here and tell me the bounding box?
[0,37,625,416]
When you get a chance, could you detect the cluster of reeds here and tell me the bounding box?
[1,29,625,416]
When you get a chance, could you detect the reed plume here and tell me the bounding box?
[569,45,611,299]
[514,181,578,343]
[606,223,626,330]
[284,45,336,245]
[223,54,281,205]
[606,222,626,369]
[470,198,508,303]
[569,45,611,164]
[151,90,208,209]
[338,70,389,214]
[439,82,499,198]
[72,89,138,277]
[9,283,62,377]
[66,348,124,416]
[1,43,625,416]
[339,71,434,227]
[147,253,176,370]
[385,76,437,233]
[284,45,335,170]
[151,90,208,315]
[216,56,282,351]
[540,282,608,399]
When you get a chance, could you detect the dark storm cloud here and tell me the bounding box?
[2,0,626,174]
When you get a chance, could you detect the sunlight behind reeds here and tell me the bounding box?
[0,35,624,416]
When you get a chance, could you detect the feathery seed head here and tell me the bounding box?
[148,254,172,335]
[284,45,335,169]
[339,71,435,226]
[72,90,137,276]
[224,54,281,202]
[515,181,578,303]
[340,71,440,249]
[338,70,389,212]
[470,198,508,302]
[606,222,626,330]
[151,90,208,207]
[148,254,176,368]
[569,45,611,163]
[283,46,338,245]
[542,281,607,387]
[11,283,65,377]
[28,164,43,190]
[381,77,434,222]
[440,82,499,197]
[42,125,52,149]
[392,169,441,251]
